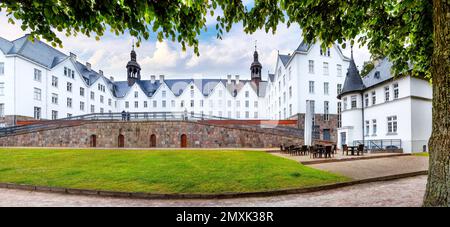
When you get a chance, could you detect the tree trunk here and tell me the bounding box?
[423,0,450,207]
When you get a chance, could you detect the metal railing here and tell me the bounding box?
[353,139,402,150]
[0,111,232,137]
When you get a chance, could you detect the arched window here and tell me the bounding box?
[118,134,125,148]
[150,134,156,148]
[90,134,97,147]
[180,134,187,148]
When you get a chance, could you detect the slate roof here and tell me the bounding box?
[279,54,291,66]
[296,41,312,52]
[362,58,394,89]
[1,35,268,98]
[337,56,365,99]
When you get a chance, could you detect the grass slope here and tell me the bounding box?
[0,148,349,194]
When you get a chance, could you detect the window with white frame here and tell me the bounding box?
[125,101,129,108]
[67,97,72,108]
[80,87,85,97]
[66,82,72,92]
[51,93,58,104]
[365,120,370,136]
[190,100,194,107]
[372,119,377,135]
[309,81,315,94]
[245,100,249,108]
[34,69,42,82]
[0,103,4,117]
[80,101,85,111]
[227,100,231,107]
[254,112,258,119]
[134,101,138,108]
[289,104,292,116]
[289,86,292,98]
[371,91,376,105]
[343,97,348,110]
[100,108,104,113]
[108,99,112,106]
[51,110,58,120]
[245,111,249,119]
[162,90,166,98]
[153,100,157,108]
[324,101,329,121]
[171,100,175,107]
[52,76,58,87]
[236,100,240,108]
[337,102,342,127]
[364,93,369,107]
[324,82,329,95]
[337,64,342,77]
[387,116,398,134]
[351,95,357,109]
[190,90,194,98]
[100,95,104,103]
[162,100,167,108]
[393,83,399,99]
[135,91,138,98]
[90,91,95,100]
[34,107,41,119]
[90,105,95,113]
[384,86,390,102]
[308,60,314,73]
[254,101,258,108]
[337,84,342,95]
[323,62,329,76]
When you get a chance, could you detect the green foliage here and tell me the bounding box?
[361,61,375,77]
[0,148,348,194]
[0,0,433,78]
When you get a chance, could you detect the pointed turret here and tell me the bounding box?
[250,41,262,94]
[126,41,141,86]
[337,46,365,99]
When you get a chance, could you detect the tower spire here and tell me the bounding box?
[350,44,354,59]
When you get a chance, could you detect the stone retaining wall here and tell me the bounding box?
[0,120,304,148]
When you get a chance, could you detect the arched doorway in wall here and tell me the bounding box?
[150,134,156,147]
[118,134,125,148]
[180,134,187,148]
[90,134,97,147]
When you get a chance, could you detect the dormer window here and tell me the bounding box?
[374,71,380,79]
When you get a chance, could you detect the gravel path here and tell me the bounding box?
[0,176,426,207]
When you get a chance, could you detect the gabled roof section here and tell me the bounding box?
[337,55,365,99]
[0,37,13,54]
[279,54,291,66]
[7,35,67,68]
[296,40,312,52]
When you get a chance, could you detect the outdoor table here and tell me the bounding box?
[347,146,357,155]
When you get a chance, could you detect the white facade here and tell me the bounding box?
[337,59,432,153]
[266,42,350,119]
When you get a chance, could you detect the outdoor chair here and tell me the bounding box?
[357,144,364,155]
[325,146,332,158]
[301,145,308,156]
[342,144,348,155]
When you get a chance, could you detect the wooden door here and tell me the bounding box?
[150,134,156,147]
[118,134,124,148]
[90,135,97,147]
[180,134,187,148]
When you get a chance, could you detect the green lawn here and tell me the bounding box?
[0,148,348,194]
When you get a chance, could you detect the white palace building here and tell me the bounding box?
[0,35,432,152]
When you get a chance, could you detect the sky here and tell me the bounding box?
[0,8,371,82]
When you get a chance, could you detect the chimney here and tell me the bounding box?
[109,76,114,81]
[99,70,103,76]
[159,75,165,84]
[227,75,232,84]
[235,75,240,84]
[151,75,156,84]
[86,62,91,71]
[69,52,77,60]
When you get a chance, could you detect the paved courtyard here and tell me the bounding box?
[271,151,406,164]
[0,175,426,207]
[308,155,428,180]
